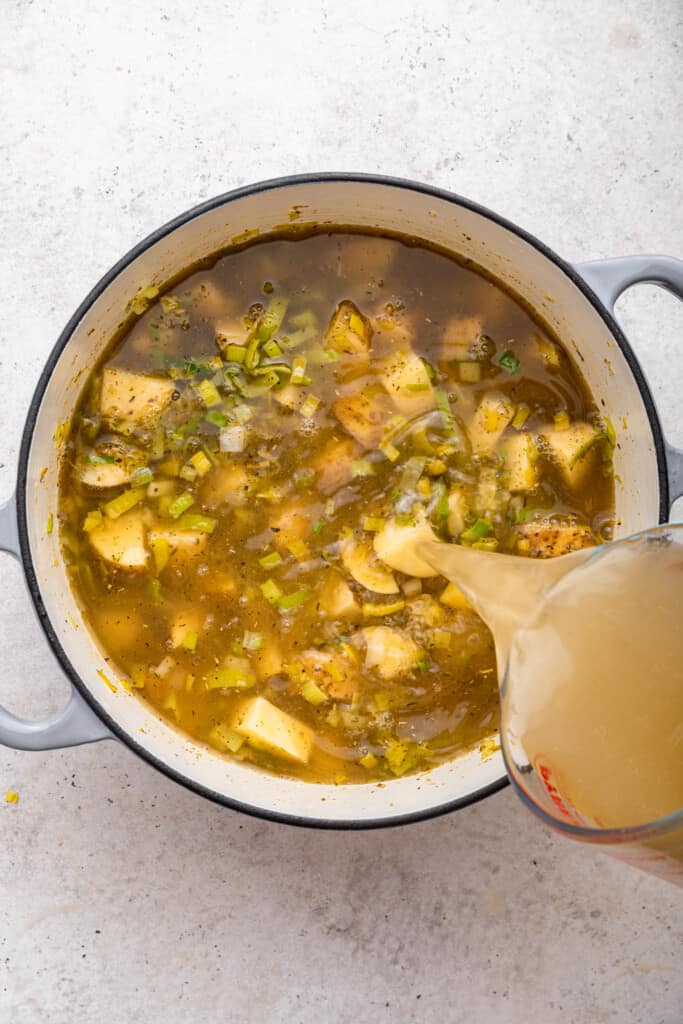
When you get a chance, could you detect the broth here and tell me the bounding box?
[58,230,615,783]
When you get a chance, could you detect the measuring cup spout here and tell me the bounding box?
[417,540,594,678]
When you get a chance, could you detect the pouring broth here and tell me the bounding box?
[58,230,615,783]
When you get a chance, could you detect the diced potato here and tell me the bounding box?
[208,723,245,753]
[441,315,483,361]
[467,391,515,452]
[405,595,446,629]
[342,539,399,594]
[200,464,250,508]
[309,436,361,495]
[299,649,358,702]
[539,422,605,487]
[378,351,436,416]
[318,571,361,620]
[231,696,313,765]
[515,519,596,558]
[325,300,372,356]
[79,439,146,489]
[100,367,174,433]
[269,501,316,551]
[148,526,208,566]
[332,390,393,450]
[94,606,143,651]
[253,642,284,683]
[503,433,538,492]
[361,626,421,680]
[273,384,307,412]
[447,488,467,537]
[214,317,250,354]
[372,517,440,578]
[168,607,204,649]
[473,467,509,518]
[88,512,148,570]
[439,581,473,611]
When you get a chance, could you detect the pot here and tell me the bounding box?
[1,174,681,829]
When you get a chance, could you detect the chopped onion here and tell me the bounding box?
[219,425,247,453]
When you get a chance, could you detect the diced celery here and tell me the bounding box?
[130,466,153,487]
[258,296,289,342]
[189,450,212,476]
[204,666,255,690]
[226,344,247,363]
[182,631,198,651]
[277,589,310,612]
[512,403,531,430]
[242,630,264,651]
[205,410,229,428]
[83,509,103,533]
[299,394,321,419]
[168,491,194,518]
[103,487,146,519]
[260,578,283,603]
[286,539,310,561]
[151,536,170,573]
[195,379,222,407]
[259,551,283,569]
[300,678,329,706]
[461,518,491,542]
[363,516,386,532]
[177,513,217,533]
[290,355,308,385]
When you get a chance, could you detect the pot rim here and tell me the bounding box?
[14,172,670,829]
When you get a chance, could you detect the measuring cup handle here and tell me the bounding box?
[574,255,683,506]
[0,493,113,750]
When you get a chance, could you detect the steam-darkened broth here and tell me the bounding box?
[59,231,615,783]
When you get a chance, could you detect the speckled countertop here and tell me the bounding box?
[1,2,682,1022]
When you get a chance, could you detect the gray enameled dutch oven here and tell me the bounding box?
[0,174,681,829]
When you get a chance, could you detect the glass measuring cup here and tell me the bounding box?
[419,524,683,886]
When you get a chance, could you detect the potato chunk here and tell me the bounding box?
[342,539,398,594]
[231,696,313,765]
[318,571,361,621]
[372,516,440,578]
[299,649,358,702]
[502,432,538,492]
[168,607,204,649]
[332,389,393,449]
[325,300,372,356]
[200,463,251,509]
[79,440,146,489]
[100,367,174,433]
[516,519,596,558]
[467,390,515,452]
[361,626,421,680]
[378,351,435,416]
[441,315,483,361]
[88,512,148,570]
[148,526,208,566]
[539,422,605,488]
[309,436,361,495]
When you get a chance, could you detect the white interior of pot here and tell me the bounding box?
[23,180,662,824]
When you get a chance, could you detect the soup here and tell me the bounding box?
[59,230,615,783]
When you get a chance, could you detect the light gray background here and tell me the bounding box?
[1,2,682,1022]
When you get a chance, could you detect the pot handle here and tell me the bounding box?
[0,493,113,750]
[574,255,683,507]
